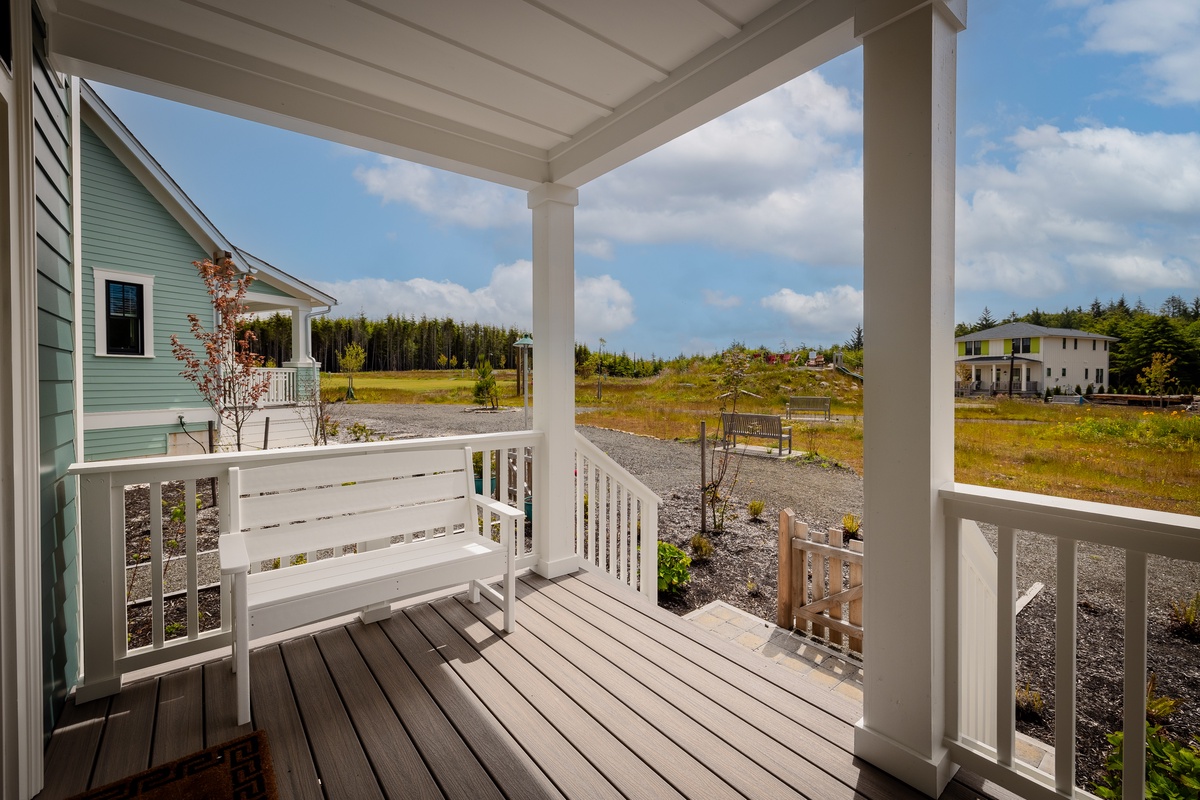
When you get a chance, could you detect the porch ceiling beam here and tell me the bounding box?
[48,5,552,190]
[548,0,858,187]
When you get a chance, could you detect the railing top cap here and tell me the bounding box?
[70,429,545,476]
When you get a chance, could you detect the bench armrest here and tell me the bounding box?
[219,533,250,575]
[472,493,525,524]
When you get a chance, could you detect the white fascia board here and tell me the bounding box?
[78,82,245,268]
[84,408,217,431]
[237,250,337,307]
[549,0,857,187]
[52,11,550,191]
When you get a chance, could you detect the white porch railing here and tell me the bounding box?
[69,431,542,702]
[256,367,297,405]
[574,431,661,602]
[942,482,1200,800]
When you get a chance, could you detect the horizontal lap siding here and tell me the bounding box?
[80,122,211,420]
[83,424,203,462]
[35,53,78,739]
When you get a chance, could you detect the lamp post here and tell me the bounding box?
[514,335,533,429]
[1008,342,1016,398]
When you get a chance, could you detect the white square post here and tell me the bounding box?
[853,2,965,797]
[528,183,580,578]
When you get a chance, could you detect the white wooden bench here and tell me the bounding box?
[721,412,792,454]
[785,396,832,421]
[219,445,523,725]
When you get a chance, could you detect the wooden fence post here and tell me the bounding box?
[778,508,794,627]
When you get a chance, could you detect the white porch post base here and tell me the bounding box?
[535,554,580,580]
[528,183,579,580]
[855,720,959,797]
[73,676,123,705]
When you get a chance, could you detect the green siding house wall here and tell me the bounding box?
[80,121,214,460]
[35,54,78,740]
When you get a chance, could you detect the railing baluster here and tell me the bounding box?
[944,513,961,743]
[589,467,600,567]
[1055,537,1077,791]
[605,475,615,575]
[996,526,1016,767]
[1124,550,1148,800]
[150,482,165,648]
[186,479,199,640]
[575,451,583,556]
[615,484,624,582]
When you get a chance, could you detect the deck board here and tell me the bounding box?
[151,665,203,766]
[314,626,443,800]
[203,657,252,747]
[39,572,1014,800]
[91,677,156,785]
[248,645,323,800]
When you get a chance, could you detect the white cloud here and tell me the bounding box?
[760,286,863,336]
[1075,0,1200,104]
[703,290,742,309]
[957,124,1200,299]
[349,70,864,266]
[352,159,525,228]
[314,260,635,339]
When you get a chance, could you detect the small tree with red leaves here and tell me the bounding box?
[171,257,272,451]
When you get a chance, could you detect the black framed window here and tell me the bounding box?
[1011,337,1032,354]
[106,280,144,355]
[964,340,982,356]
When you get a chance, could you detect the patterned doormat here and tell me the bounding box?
[67,730,277,800]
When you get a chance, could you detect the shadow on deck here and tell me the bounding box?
[39,571,1013,799]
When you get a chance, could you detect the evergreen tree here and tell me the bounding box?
[844,324,864,350]
[976,307,997,331]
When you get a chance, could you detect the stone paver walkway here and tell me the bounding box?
[685,600,1057,775]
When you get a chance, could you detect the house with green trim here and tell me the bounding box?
[79,83,336,460]
[954,322,1117,395]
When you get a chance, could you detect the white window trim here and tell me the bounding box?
[93,267,154,357]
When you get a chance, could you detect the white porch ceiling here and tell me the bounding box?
[46,0,863,189]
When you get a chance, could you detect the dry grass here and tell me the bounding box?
[336,369,1200,515]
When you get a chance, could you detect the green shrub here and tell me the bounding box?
[1147,674,1184,725]
[1169,592,1200,642]
[657,541,691,594]
[747,499,765,521]
[1094,723,1200,799]
[1015,682,1045,722]
[690,534,714,562]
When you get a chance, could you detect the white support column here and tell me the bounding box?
[2,2,47,796]
[283,306,318,403]
[854,2,965,797]
[528,183,579,579]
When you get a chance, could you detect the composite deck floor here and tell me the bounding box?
[39,571,1012,800]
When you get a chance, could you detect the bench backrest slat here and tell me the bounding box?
[239,448,467,494]
[229,446,478,562]
[241,497,471,562]
[239,470,466,531]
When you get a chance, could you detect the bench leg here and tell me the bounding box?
[234,573,251,726]
[360,603,392,624]
[503,567,516,633]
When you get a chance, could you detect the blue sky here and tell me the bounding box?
[93,0,1199,358]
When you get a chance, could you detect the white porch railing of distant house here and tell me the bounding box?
[574,431,661,602]
[69,430,542,702]
[256,367,297,405]
[941,482,1200,800]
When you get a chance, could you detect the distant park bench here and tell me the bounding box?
[786,396,832,421]
[1050,394,1084,405]
[721,412,792,454]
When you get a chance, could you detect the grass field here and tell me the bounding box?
[326,369,1200,515]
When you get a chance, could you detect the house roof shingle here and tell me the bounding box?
[955,322,1118,343]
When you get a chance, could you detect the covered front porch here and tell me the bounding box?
[38,570,1012,800]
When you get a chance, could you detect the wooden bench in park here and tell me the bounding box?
[721,412,792,454]
[219,444,523,724]
[786,396,832,421]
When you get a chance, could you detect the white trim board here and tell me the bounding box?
[84,408,217,431]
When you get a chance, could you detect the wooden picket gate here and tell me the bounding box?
[777,508,864,654]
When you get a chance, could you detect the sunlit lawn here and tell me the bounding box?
[330,371,1199,515]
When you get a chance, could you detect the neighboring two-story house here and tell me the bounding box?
[954,322,1117,395]
[80,83,336,460]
